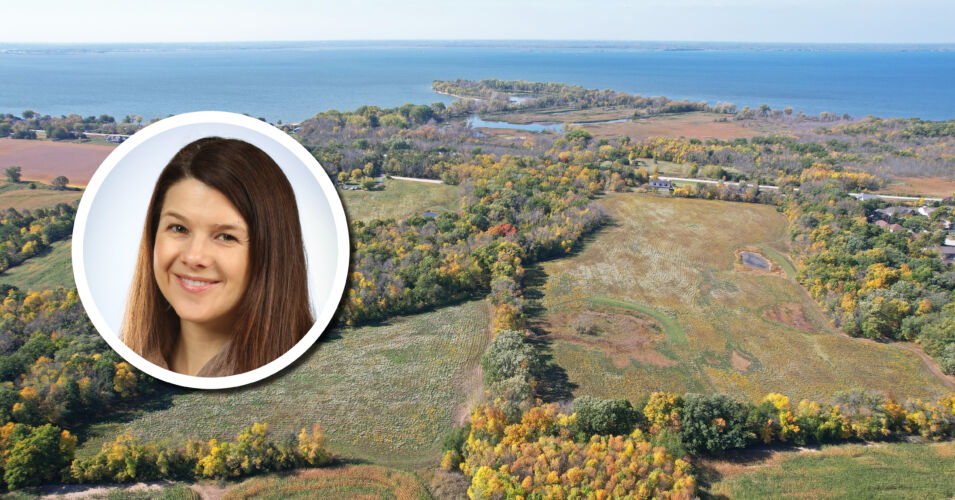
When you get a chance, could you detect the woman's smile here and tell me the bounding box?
[176,274,222,293]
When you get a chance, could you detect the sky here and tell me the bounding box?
[3,0,954,44]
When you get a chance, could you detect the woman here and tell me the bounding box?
[123,137,313,377]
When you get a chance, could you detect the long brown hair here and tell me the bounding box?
[122,137,313,376]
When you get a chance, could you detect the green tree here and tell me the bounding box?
[4,424,75,489]
[481,330,541,387]
[572,396,640,438]
[5,166,21,183]
[680,393,752,455]
[564,127,593,143]
[51,176,69,190]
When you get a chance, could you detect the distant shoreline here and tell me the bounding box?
[3,40,955,54]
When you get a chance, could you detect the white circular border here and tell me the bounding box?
[72,111,350,390]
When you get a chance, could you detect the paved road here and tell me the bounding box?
[390,175,443,184]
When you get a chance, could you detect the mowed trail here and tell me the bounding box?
[0,139,113,186]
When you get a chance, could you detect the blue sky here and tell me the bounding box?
[4,0,954,44]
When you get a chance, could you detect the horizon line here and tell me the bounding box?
[2,39,955,46]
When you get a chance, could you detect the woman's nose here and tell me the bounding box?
[182,236,213,268]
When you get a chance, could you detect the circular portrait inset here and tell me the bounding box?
[73,112,349,389]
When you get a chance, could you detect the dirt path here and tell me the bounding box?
[35,480,233,499]
[453,300,494,425]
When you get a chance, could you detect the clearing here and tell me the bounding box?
[76,300,491,469]
[0,183,82,211]
[535,193,952,403]
[339,178,459,223]
[705,441,955,499]
[0,239,74,292]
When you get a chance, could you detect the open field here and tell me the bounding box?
[223,465,431,500]
[880,175,955,198]
[481,106,634,124]
[77,300,491,469]
[339,178,459,223]
[0,239,74,292]
[581,112,756,141]
[0,184,82,211]
[706,441,955,499]
[536,193,951,403]
[0,138,112,186]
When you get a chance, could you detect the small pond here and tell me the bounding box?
[467,115,562,133]
[740,251,771,271]
[467,115,635,134]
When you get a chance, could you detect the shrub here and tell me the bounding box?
[572,395,640,438]
[679,393,752,455]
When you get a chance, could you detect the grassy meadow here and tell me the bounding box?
[77,299,491,469]
[339,178,459,222]
[0,239,74,291]
[0,184,82,211]
[707,441,955,499]
[536,193,951,403]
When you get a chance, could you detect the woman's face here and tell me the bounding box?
[153,178,250,331]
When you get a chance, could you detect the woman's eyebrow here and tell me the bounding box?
[160,211,188,222]
[160,212,246,232]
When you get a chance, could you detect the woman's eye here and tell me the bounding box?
[168,224,187,234]
[217,233,238,242]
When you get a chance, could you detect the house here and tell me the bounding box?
[421,211,439,218]
[106,134,128,143]
[875,220,890,228]
[889,224,905,233]
[851,193,880,202]
[648,179,672,191]
[874,206,914,220]
[938,246,955,265]
[918,206,938,217]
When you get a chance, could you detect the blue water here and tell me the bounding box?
[468,115,563,133]
[0,41,953,123]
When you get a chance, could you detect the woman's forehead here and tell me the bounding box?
[160,178,248,230]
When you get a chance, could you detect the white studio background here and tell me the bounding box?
[72,112,349,388]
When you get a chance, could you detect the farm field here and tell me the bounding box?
[880,175,955,198]
[0,239,74,292]
[0,138,112,186]
[706,441,955,499]
[339,178,459,223]
[536,193,952,403]
[77,300,491,469]
[0,184,82,210]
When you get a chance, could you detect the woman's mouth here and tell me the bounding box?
[176,274,220,293]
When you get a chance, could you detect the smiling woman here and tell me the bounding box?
[122,137,314,377]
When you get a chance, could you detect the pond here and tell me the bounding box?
[466,115,634,134]
[740,251,771,271]
[466,115,562,133]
